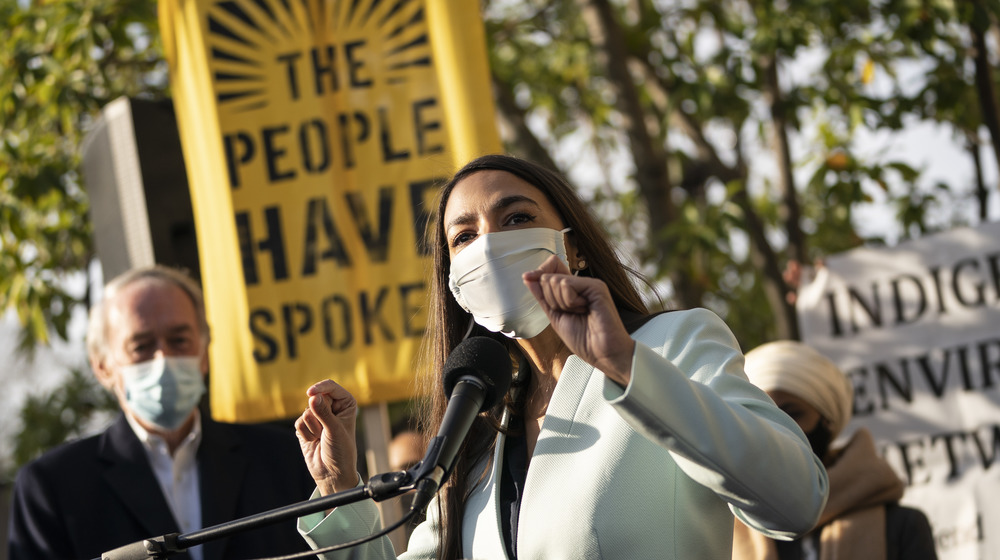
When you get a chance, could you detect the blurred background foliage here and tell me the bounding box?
[2,0,999,480]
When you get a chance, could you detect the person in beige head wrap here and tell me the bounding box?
[733,340,938,560]
[743,340,853,459]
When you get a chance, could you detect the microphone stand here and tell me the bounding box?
[97,469,415,560]
[97,386,473,560]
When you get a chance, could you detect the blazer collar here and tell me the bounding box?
[197,417,249,560]
[480,356,597,559]
[98,415,189,555]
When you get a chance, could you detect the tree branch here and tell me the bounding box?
[578,0,700,306]
[970,1,1000,196]
[491,72,560,173]
[760,53,807,266]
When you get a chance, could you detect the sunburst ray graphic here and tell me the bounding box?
[207,0,432,113]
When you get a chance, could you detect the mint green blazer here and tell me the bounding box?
[300,308,829,560]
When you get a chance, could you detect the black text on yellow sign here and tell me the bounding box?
[161,0,500,418]
[234,178,441,365]
[202,0,446,373]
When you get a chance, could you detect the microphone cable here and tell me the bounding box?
[247,500,423,560]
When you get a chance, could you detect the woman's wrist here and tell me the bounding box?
[599,340,635,386]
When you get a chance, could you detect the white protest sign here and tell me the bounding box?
[797,221,1000,560]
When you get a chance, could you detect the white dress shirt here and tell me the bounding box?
[126,412,204,560]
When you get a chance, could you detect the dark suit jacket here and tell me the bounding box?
[8,414,316,560]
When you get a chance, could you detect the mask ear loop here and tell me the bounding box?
[461,316,475,340]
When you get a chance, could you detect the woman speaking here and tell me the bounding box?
[293,154,829,560]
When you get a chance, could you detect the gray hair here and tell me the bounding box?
[85,265,211,364]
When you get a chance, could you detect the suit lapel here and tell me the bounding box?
[99,415,184,544]
[485,412,510,560]
[198,419,248,560]
[538,356,594,438]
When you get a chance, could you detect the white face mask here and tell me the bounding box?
[119,355,206,431]
[449,227,571,339]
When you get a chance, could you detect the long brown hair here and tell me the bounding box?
[418,154,649,560]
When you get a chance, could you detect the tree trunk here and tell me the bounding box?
[967,130,989,221]
[757,53,802,339]
[761,54,807,267]
[578,0,692,305]
[731,187,799,340]
[970,3,1000,197]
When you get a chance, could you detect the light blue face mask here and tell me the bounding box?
[449,227,571,339]
[120,355,206,431]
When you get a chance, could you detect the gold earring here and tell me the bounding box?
[578,259,587,270]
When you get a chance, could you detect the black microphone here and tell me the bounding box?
[410,336,513,512]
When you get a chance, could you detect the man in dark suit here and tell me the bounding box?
[7,266,316,560]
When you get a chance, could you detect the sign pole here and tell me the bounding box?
[361,402,407,552]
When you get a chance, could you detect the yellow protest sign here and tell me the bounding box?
[159,0,500,422]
